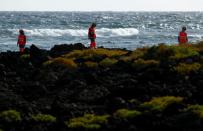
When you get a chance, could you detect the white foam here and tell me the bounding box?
[102,16,114,19]
[8,28,139,37]
[97,28,139,37]
[189,34,203,39]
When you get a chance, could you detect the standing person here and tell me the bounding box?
[88,23,97,49]
[178,26,188,45]
[17,29,27,54]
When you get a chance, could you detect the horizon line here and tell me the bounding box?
[0,10,203,12]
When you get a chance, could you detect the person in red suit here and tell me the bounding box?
[17,29,27,54]
[88,23,97,49]
[178,26,188,45]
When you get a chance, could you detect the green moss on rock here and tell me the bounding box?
[99,58,118,67]
[185,105,203,119]
[0,110,21,122]
[169,45,199,60]
[43,57,77,69]
[144,44,199,60]
[132,58,159,70]
[32,114,56,122]
[141,96,183,111]
[174,63,201,75]
[63,48,127,60]
[84,61,98,68]
[114,109,141,119]
[65,114,109,129]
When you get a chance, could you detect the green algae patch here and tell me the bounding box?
[169,45,199,60]
[141,96,183,112]
[174,63,201,75]
[185,105,203,119]
[43,57,77,69]
[120,49,145,62]
[65,114,110,129]
[132,58,159,70]
[114,109,141,119]
[20,54,30,59]
[144,44,199,60]
[32,114,56,123]
[0,110,21,122]
[84,61,98,68]
[63,48,128,59]
[99,58,118,67]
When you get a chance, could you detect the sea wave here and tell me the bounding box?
[8,28,139,37]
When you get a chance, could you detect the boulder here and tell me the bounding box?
[30,44,50,66]
[50,43,86,57]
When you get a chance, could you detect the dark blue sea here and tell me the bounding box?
[0,12,203,52]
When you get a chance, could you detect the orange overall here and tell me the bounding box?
[17,35,26,53]
[88,27,96,48]
[178,32,188,44]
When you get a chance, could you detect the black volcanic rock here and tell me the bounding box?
[30,44,50,66]
[1,43,203,131]
[50,43,86,57]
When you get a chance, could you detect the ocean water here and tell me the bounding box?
[0,12,203,52]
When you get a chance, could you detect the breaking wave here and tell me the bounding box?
[8,28,139,37]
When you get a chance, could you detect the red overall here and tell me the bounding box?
[17,35,26,53]
[88,27,96,48]
[178,32,188,44]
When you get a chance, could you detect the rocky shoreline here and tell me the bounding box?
[1,42,203,131]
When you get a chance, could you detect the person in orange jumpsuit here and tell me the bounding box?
[88,23,97,49]
[17,29,27,54]
[178,26,188,45]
